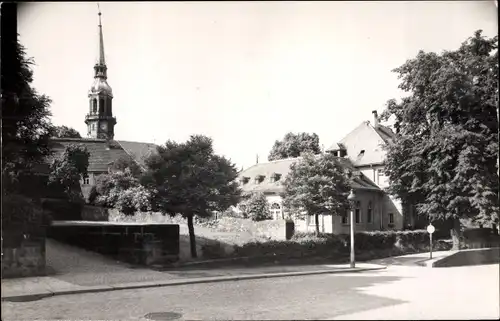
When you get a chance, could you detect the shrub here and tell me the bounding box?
[242,192,272,221]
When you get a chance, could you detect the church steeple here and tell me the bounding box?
[85,4,116,140]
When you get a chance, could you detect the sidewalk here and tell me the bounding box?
[2,238,385,301]
[1,263,385,301]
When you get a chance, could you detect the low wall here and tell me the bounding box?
[81,205,112,221]
[433,247,500,267]
[48,221,180,265]
[1,235,46,278]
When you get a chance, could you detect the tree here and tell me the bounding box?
[2,39,53,196]
[51,125,81,138]
[268,132,321,161]
[48,144,90,203]
[380,30,499,249]
[281,152,351,235]
[90,169,153,215]
[109,155,142,178]
[141,135,242,258]
[242,192,271,221]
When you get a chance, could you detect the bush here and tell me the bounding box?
[242,193,272,221]
[231,229,452,260]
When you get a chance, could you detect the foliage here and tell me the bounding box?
[141,134,242,257]
[281,152,351,235]
[268,132,321,161]
[2,40,53,196]
[241,192,272,221]
[48,144,90,203]
[51,125,81,138]
[380,30,499,249]
[109,155,142,178]
[91,169,153,215]
[232,230,452,260]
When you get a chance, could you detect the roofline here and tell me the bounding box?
[240,153,349,173]
[50,137,108,143]
[114,141,148,172]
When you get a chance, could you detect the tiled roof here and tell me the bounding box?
[374,124,396,144]
[238,155,381,195]
[48,138,159,173]
[116,140,158,169]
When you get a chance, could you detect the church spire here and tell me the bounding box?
[97,4,106,66]
[94,4,107,79]
[86,3,116,140]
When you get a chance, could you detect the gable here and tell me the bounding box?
[337,121,389,166]
[116,140,159,169]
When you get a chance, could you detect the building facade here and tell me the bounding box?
[237,110,406,233]
[326,110,404,230]
[237,156,386,234]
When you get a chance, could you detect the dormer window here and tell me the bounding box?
[255,175,265,184]
[270,173,282,183]
[358,150,365,156]
[240,176,250,185]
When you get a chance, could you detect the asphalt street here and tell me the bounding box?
[2,264,499,320]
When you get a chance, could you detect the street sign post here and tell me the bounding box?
[427,223,435,259]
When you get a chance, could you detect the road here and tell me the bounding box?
[2,264,499,320]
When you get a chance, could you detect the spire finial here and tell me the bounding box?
[96,3,106,67]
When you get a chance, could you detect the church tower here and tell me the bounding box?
[85,7,116,139]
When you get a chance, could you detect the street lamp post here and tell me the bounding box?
[347,189,356,268]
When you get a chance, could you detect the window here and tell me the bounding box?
[389,213,394,224]
[341,210,348,225]
[91,123,95,130]
[270,203,282,220]
[92,99,97,113]
[308,215,316,226]
[99,98,105,113]
[355,201,361,224]
[367,201,373,223]
[83,175,90,185]
[240,177,250,185]
[255,175,265,184]
[270,173,282,183]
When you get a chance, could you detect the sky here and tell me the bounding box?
[18,1,498,170]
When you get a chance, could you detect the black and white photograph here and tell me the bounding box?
[2,1,499,320]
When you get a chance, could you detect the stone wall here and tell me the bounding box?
[48,221,180,265]
[81,205,111,221]
[1,236,46,278]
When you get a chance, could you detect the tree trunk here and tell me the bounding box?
[450,217,461,251]
[187,215,197,258]
[315,213,320,236]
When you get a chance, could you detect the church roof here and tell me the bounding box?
[238,155,381,195]
[48,138,158,173]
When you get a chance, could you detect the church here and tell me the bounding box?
[48,10,158,199]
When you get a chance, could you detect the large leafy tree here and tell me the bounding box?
[268,132,321,161]
[380,30,499,249]
[141,135,242,258]
[281,152,351,235]
[48,144,90,203]
[51,125,81,138]
[2,39,53,196]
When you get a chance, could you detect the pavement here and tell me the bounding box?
[2,264,498,320]
[2,239,386,301]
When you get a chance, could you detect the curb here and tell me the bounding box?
[1,265,386,302]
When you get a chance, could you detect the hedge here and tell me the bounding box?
[202,229,452,261]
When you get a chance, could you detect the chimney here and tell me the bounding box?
[372,110,379,127]
[256,154,259,164]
